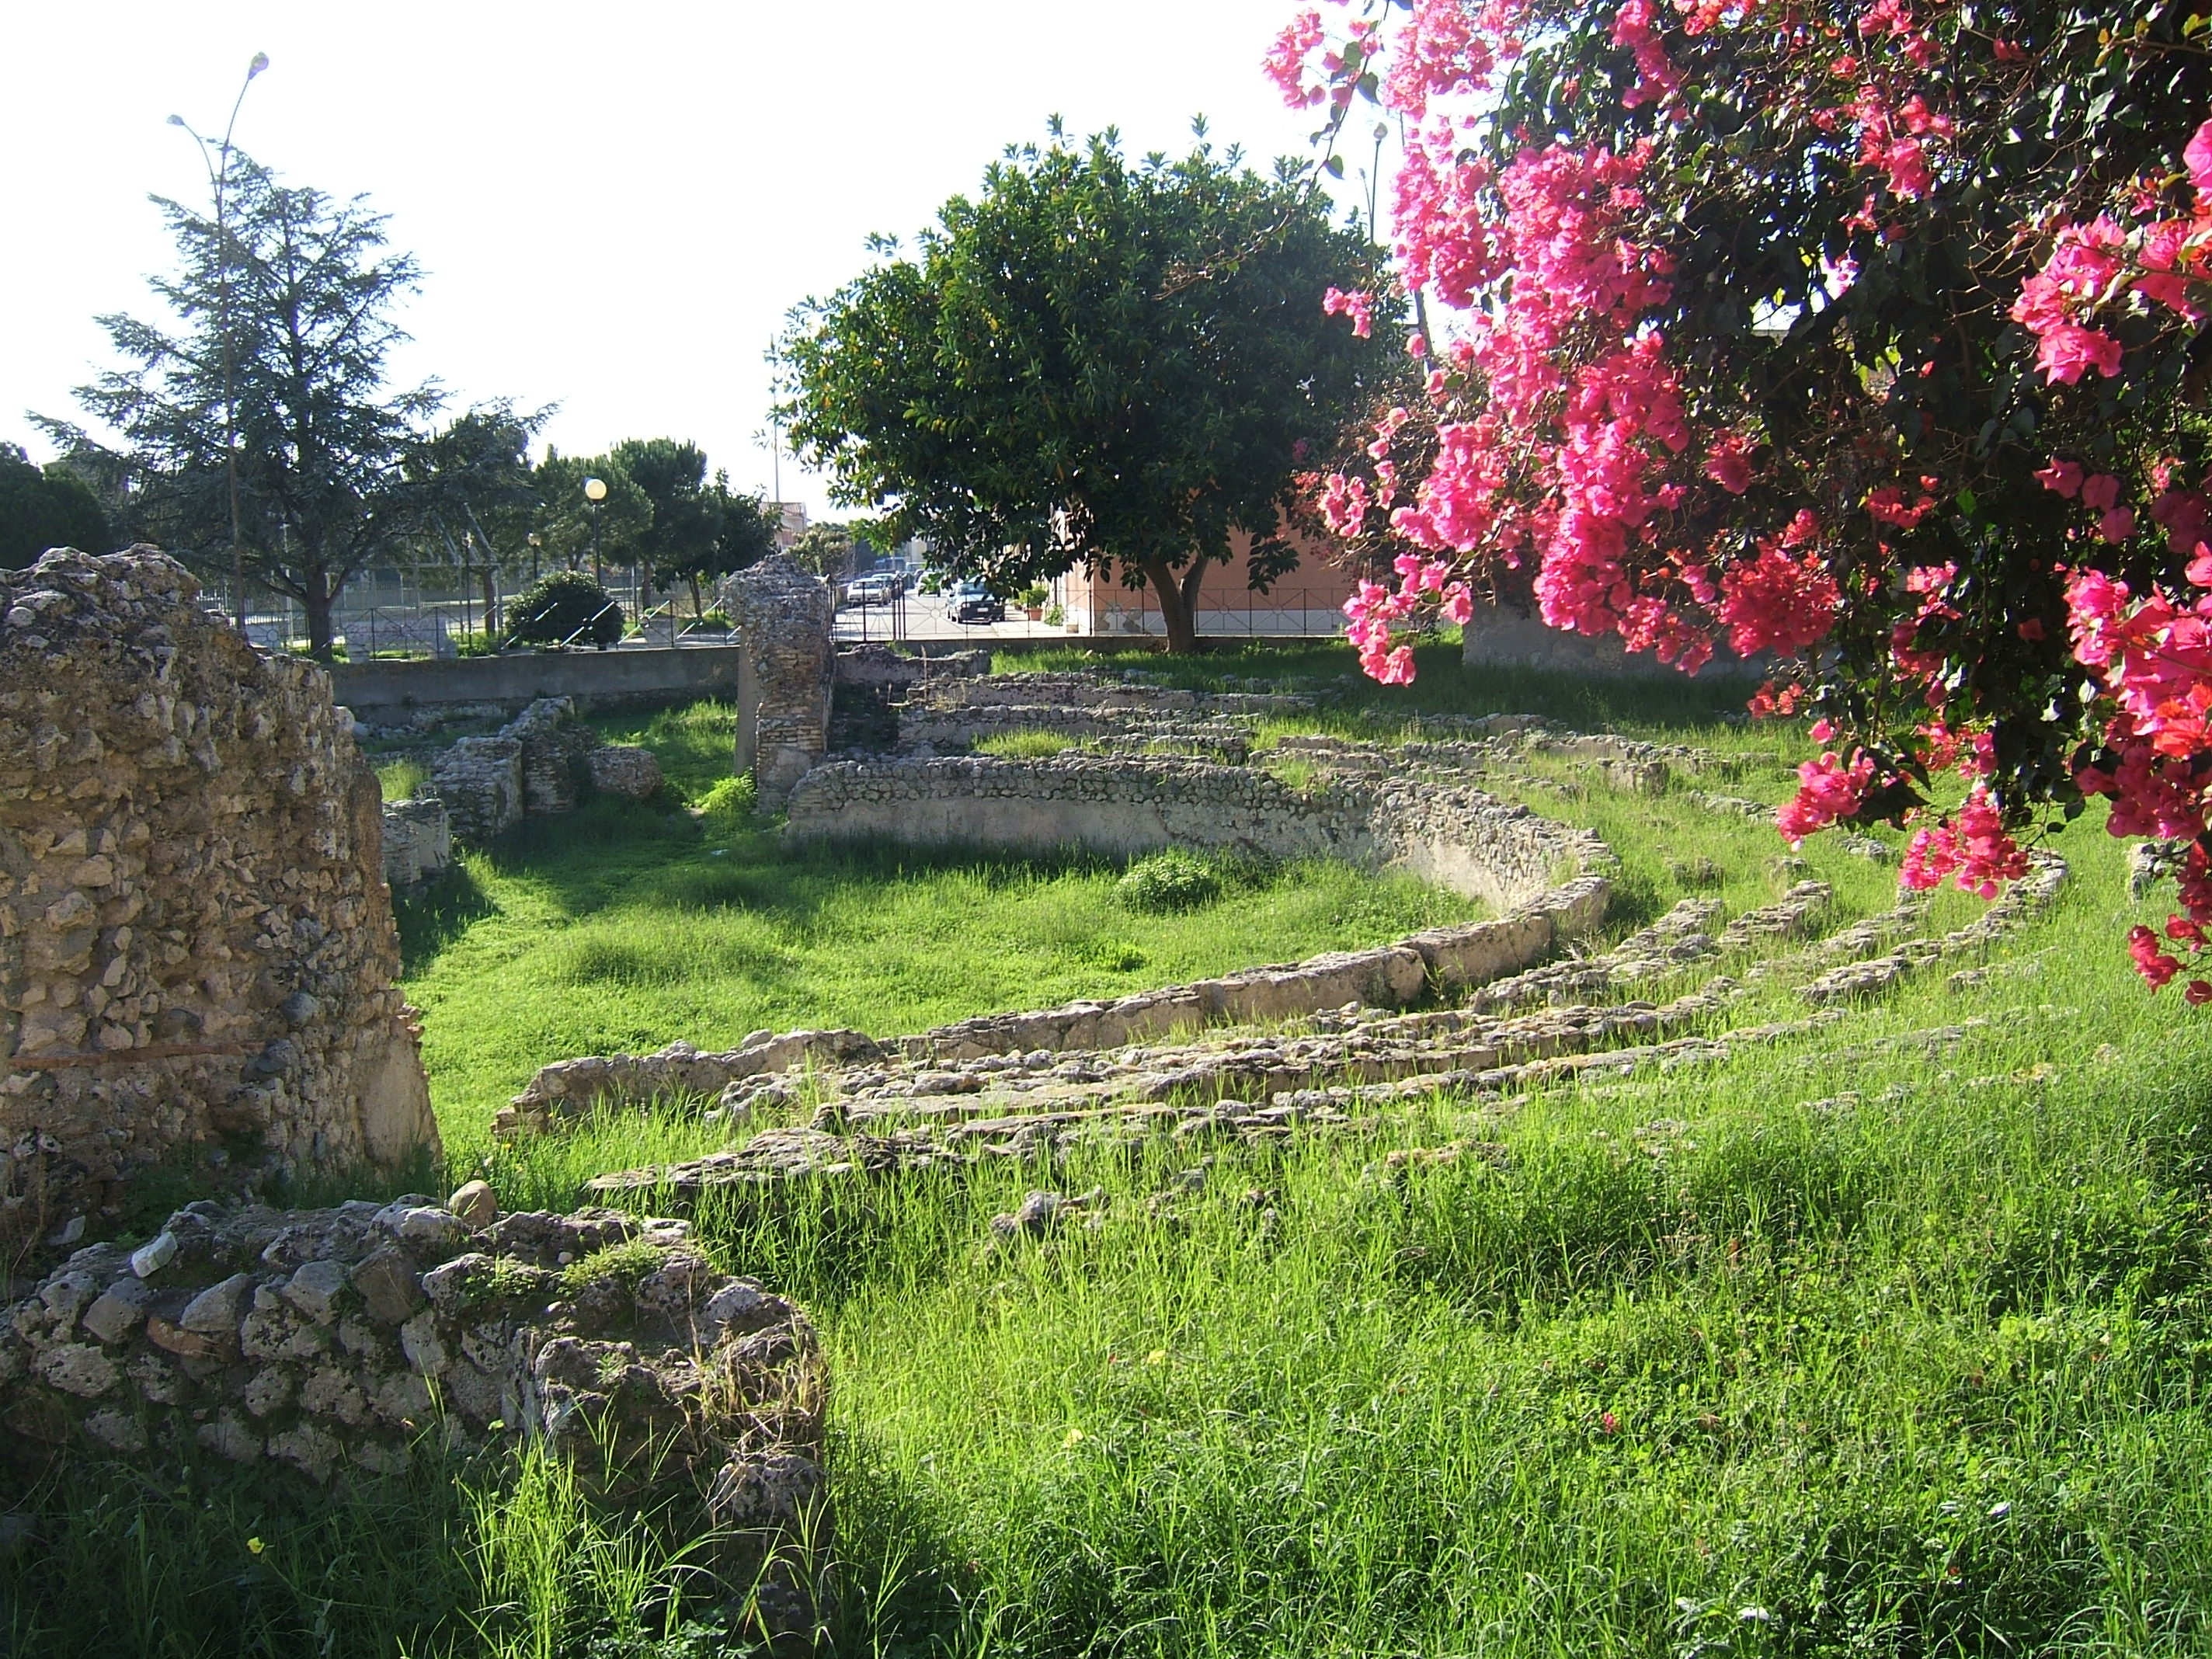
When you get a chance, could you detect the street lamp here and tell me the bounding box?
[169,50,270,637]
[583,476,607,583]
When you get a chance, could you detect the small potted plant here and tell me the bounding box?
[1018,582,1049,621]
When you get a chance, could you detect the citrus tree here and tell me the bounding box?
[1278,0,2212,997]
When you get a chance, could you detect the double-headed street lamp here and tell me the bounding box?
[169,50,270,637]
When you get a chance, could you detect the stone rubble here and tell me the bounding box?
[496,870,1613,1137]
[378,798,452,889]
[577,830,2072,1204]
[0,1192,829,1627]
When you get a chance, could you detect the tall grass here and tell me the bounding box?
[379,756,432,801]
[402,810,1483,1146]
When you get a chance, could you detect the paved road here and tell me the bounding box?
[832,590,1080,646]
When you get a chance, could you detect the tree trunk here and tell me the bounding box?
[688,573,704,621]
[303,568,337,663]
[481,565,499,638]
[1139,557,1205,653]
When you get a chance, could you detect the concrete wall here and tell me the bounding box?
[1461,601,1770,678]
[330,646,743,729]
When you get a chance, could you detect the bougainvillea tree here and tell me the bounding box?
[1274,1,2212,997]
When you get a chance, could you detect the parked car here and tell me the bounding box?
[843,574,897,607]
[950,582,1006,624]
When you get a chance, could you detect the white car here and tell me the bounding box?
[843,575,897,606]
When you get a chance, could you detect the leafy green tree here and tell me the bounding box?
[781,125,1390,651]
[701,477,781,609]
[506,569,623,649]
[401,402,548,632]
[789,521,861,586]
[37,151,441,659]
[0,444,112,569]
[610,438,772,617]
[529,449,651,576]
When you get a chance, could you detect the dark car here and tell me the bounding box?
[950,583,1005,624]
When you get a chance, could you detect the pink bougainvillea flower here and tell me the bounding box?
[1323,286,1376,338]
[2187,118,2212,199]
[2033,322,2124,384]
[2035,460,2084,498]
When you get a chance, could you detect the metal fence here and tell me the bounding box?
[197,565,741,659]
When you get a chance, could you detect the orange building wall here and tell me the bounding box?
[1056,527,1352,638]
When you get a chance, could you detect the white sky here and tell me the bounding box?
[7,0,1374,521]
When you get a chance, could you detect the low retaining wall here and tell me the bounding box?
[784,755,1605,910]
[1,1194,828,1633]
[331,646,743,732]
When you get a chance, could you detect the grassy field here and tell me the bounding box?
[9,642,2211,1657]
[398,695,1488,1144]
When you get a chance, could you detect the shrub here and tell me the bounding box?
[1016,583,1049,608]
[1115,849,1220,913]
[506,570,623,649]
[696,774,758,835]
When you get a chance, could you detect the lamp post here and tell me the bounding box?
[583,475,607,583]
[169,50,270,637]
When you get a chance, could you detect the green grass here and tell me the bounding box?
[994,633,1767,740]
[11,643,2212,1657]
[975,728,1076,759]
[403,812,1481,1146]
[588,700,740,805]
[378,756,431,801]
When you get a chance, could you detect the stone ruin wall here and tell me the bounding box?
[2,550,439,1250]
[0,1191,828,1633]
[376,697,663,889]
[783,753,1606,911]
[729,557,836,810]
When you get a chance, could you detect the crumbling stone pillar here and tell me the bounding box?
[729,557,833,810]
[1,549,440,1250]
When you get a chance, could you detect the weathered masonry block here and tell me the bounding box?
[0,549,439,1250]
[730,557,834,810]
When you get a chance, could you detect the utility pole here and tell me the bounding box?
[170,50,270,637]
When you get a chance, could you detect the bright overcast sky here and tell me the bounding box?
[8,0,1372,520]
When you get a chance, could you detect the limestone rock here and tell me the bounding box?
[447,1179,498,1228]
[0,1198,829,1618]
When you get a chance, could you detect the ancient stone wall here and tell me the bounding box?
[379,798,451,889]
[0,1192,827,1632]
[0,550,438,1250]
[424,697,662,847]
[730,558,834,810]
[1460,599,1767,678]
[784,754,1605,909]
